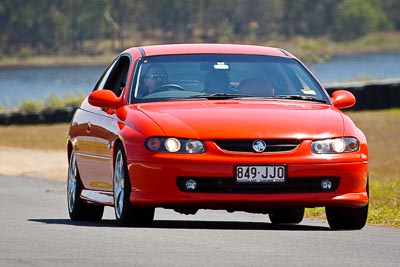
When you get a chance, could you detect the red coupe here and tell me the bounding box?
[67,44,368,229]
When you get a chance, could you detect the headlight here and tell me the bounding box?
[146,137,161,151]
[311,137,359,154]
[165,138,181,152]
[146,137,205,154]
[185,139,205,154]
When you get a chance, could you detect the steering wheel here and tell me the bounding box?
[152,83,185,93]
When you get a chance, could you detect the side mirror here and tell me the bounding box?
[331,90,356,109]
[88,90,123,109]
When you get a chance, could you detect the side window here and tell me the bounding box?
[94,59,118,91]
[94,56,131,97]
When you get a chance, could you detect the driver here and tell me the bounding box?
[142,63,169,94]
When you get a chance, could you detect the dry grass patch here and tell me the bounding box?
[0,123,69,150]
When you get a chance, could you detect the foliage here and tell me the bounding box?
[18,99,44,113]
[332,0,394,41]
[14,91,85,114]
[44,91,85,110]
[0,0,399,56]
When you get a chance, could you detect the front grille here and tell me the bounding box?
[215,139,301,153]
[177,177,340,194]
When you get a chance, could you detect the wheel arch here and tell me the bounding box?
[112,137,125,167]
[67,140,73,163]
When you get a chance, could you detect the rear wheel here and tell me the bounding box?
[113,145,154,227]
[269,207,304,224]
[326,179,369,230]
[67,150,104,221]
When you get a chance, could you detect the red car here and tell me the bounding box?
[67,44,368,230]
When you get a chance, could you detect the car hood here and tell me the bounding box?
[132,100,345,139]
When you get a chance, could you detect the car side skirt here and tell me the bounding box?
[81,189,114,206]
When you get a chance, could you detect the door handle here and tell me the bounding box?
[86,121,92,133]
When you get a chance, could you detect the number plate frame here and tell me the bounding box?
[235,165,286,183]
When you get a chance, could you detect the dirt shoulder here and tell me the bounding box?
[0,147,67,182]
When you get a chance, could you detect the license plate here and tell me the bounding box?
[235,165,286,183]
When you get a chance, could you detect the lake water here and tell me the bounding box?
[1,52,399,108]
[309,52,400,85]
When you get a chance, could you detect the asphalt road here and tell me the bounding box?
[0,175,399,266]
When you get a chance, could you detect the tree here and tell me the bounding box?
[332,0,394,41]
[382,0,400,29]
[0,0,399,56]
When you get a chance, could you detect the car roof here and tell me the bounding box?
[123,43,295,58]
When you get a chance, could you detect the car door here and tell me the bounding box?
[75,55,131,192]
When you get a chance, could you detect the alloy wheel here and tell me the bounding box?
[67,151,77,213]
[114,150,125,219]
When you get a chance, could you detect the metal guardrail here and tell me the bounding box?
[0,107,76,125]
[325,78,400,110]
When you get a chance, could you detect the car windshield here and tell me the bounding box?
[131,54,329,103]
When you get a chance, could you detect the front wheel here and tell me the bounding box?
[113,145,154,227]
[326,179,369,230]
[325,205,368,230]
[67,150,104,221]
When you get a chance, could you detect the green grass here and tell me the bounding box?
[368,180,400,226]
[0,109,399,227]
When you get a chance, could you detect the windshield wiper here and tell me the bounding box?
[185,93,245,100]
[275,95,327,103]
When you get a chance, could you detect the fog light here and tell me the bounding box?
[321,179,332,191]
[185,179,197,191]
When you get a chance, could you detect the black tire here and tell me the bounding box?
[326,178,369,230]
[67,151,104,221]
[325,205,368,230]
[269,207,305,224]
[113,145,154,227]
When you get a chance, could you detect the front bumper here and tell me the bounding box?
[127,159,368,209]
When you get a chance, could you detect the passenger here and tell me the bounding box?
[238,77,274,97]
[203,70,232,94]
